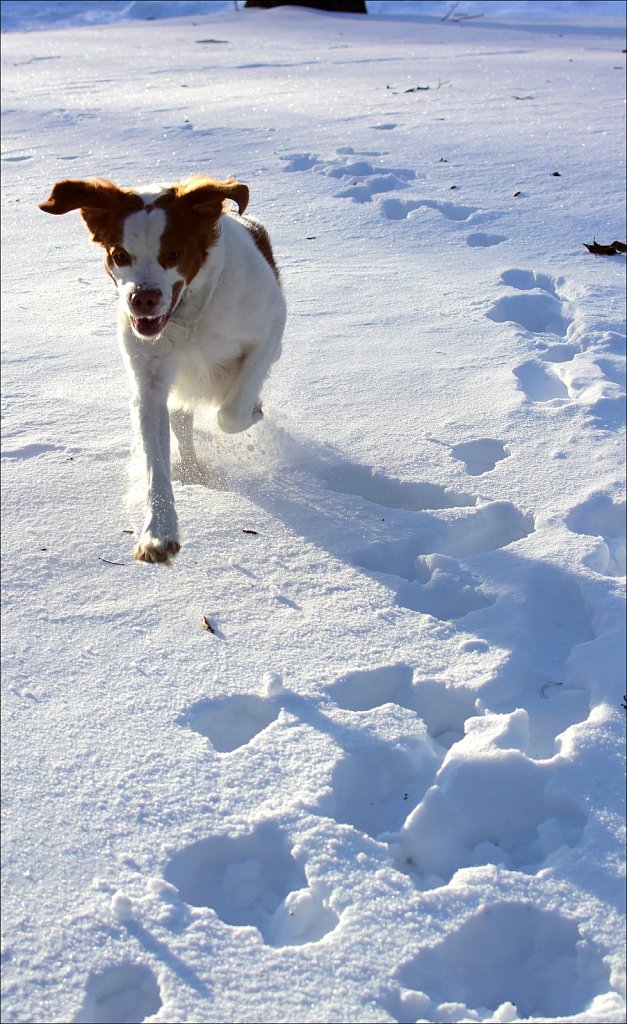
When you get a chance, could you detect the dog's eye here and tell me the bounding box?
[165,250,182,265]
[111,249,132,267]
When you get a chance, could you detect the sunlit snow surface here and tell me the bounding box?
[1,1,625,1022]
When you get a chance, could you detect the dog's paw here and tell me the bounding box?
[134,534,181,564]
[217,402,263,434]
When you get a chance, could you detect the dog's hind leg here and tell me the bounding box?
[170,407,203,483]
[217,326,283,434]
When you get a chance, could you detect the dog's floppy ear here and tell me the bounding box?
[177,176,250,216]
[39,178,124,215]
[39,178,143,245]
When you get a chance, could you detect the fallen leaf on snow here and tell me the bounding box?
[583,240,627,256]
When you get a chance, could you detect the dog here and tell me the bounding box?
[39,175,286,563]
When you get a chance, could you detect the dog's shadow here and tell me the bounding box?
[171,413,478,556]
[168,415,608,746]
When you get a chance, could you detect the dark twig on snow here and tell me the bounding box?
[442,1,460,19]
[98,556,128,566]
[404,79,450,93]
[443,2,484,22]
[540,681,562,699]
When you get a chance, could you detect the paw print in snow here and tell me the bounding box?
[567,493,626,577]
[74,963,162,1024]
[163,821,338,947]
[177,694,279,753]
[384,902,610,1023]
[449,438,510,476]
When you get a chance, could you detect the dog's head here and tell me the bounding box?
[39,175,249,339]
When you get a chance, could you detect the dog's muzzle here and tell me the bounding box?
[128,284,183,339]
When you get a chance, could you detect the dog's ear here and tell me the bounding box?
[39,178,142,245]
[177,177,250,216]
[39,178,123,215]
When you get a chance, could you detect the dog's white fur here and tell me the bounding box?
[40,178,286,563]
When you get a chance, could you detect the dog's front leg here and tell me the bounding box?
[131,378,180,564]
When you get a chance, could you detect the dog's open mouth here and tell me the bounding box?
[129,284,183,339]
[131,313,171,338]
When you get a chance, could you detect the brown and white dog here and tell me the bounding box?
[39,175,286,563]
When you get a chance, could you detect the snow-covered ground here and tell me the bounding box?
[1,2,625,1022]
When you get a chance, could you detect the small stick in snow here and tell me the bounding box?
[404,79,450,93]
[201,615,216,634]
[443,3,484,23]
[242,529,259,535]
[540,681,562,698]
[98,556,128,566]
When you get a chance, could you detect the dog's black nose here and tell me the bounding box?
[129,288,162,315]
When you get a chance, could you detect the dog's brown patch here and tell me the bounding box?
[237,215,280,280]
[154,177,251,284]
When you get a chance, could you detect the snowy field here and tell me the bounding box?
[1,1,626,1022]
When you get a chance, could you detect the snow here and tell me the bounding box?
[1,1,625,1023]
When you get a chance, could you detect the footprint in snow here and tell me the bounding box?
[566,492,626,578]
[73,962,162,1024]
[394,554,495,621]
[280,148,488,225]
[466,231,508,247]
[178,694,279,753]
[512,360,569,402]
[319,738,439,840]
[500,268,559,294]
[516,336,622,416]
[1,442,64,460]
[380,196,478,222]
[384,902,610,1023]
[328,160,416,204]
[324,463,531,622]
[350,501,534,619]
[449,437,510,476]
[163,821,338,947]
[489,292,572,336]
[279,152,321,172]
[536,342,578,363]
[595,356,626,387]
[487,269,572,337]
[334,173,414,203]
[327,663,477,749]
[280,149,419,205]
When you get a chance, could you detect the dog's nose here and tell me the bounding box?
[129,288,163,315]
